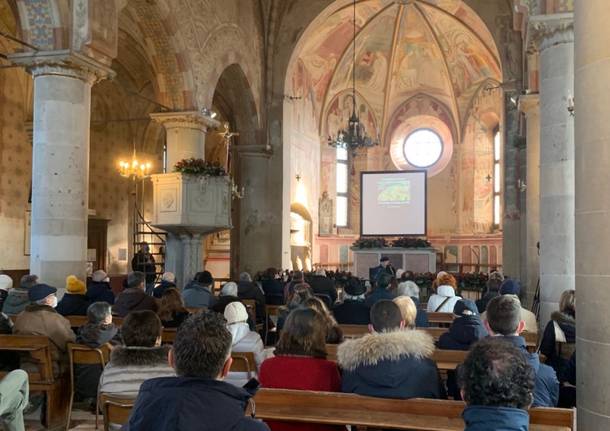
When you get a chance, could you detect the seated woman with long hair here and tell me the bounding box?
[303,297,344,344]
[157,288,190,328]
[259,308,343,431]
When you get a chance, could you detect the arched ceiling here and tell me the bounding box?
[289,0,502,143]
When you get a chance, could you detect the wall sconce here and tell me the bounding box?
[567,95,575,117]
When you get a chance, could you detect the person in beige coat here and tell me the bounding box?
[481,279,538,333]
[13,284,75,376]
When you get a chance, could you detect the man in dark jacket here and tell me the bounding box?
[260,268,284,305]
[152,272,177,299]
[475,271,504,313]
[438,299,488,350]
[86,270,115,305]
[308,269,338,306]
[332,277,370,325]
[338,300,442,399]
[182,271,217,309]
[124,311,269,431]
[113,272,158,317]
[485,295,559,407]
[364,272,395,308]
[368,256,395,284]
[459,337,535,431]
[237,272,265,323]
[131,242,156,294]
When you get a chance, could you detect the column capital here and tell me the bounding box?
[526,13,574,54]
[9,50,115,84]
[518,94,540,116]
[150,111,221,133]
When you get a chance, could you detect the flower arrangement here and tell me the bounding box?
[174,158,226,176]
[352,237,388,249]
[391,237,432,248]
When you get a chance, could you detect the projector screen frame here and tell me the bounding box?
[359,170,428,238]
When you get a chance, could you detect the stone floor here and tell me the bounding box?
[25,407,97,430]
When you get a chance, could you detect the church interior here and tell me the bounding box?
[0,0,606,429]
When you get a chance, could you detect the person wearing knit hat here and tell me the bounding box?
[438,299,488,351]
[86,270,115,305]
[152,271,177,299]
[481,278,538,334]
[224,302,268,387]
[56,275,91,316]
[2,274,38,315]
[211,282,246,319]
[0,274,13,311]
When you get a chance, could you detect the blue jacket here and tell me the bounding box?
[338,329,443,399]
[411,297,429,328]
[503,336,559,407]
[123,377,269,431]
[437,316,488,351]
[182,281,217,309]
[86,281,115,305]
[463,406,529,431]
[56,293,90,316]
[364,288,395,308]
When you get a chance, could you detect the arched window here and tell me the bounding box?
[336,147,349,227]
[493,128,502,226]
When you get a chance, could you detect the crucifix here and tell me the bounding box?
[219,122,239,172]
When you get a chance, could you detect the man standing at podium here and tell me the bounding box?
[369,256,396,284]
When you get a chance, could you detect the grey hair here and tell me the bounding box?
[20,274,39,289]
[220,282,238,297]
[87,302,112,324]
[239,272,252,282]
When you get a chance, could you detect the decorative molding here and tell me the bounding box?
[150,111,221,133]
[526,13,574,54]
[518,94,540,116]
[9,50,115,83]
[235,144,273,159]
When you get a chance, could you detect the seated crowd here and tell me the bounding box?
[0,263,577,430]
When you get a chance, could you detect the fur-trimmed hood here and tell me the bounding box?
[551,311,575,327]
[110,345,170,367]
[337,329,435,371]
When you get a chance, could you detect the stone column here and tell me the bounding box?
[575,2,610,428]
[150,111,218,170]
[519,94,541,308]
[10,52,112,290]
[528,14,574,325]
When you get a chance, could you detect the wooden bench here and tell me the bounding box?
[427,312,455,327]
[250,388,574,431]
[422,328,538,350]
[338,324,369,339]
[230,351,258,379]
[100,394,135,431]
[161,328,177,344]
[0,335,70,429]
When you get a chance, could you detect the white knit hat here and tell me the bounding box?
[224,301,249,325]
[220,281,238,297]
[0,275,12,291]
[162,272,176,283]
[92,270,109,283]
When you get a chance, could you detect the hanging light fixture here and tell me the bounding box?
[328,0,379,154]
[118,139,152,179]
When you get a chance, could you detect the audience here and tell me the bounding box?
[395,282,429,328]
[99,310,174,398]
[123,312,269,431]
[0,370,29,431]
[484,295,559,407]
[182,271,217,309]
[211,282,242,314]
[338,300,442,399]
[481,279,538,333]
[74,302,121,406]
[393,296,418,329]
[86,270,115,305]
[308,269,338,306]
[0,274,12,311]
[427,273,461,313]
[303,297,343,344]
[283,270,310,302]
[437,299,488,350]
[157,288,190,328]
[277,285,313,331]
[113,272,158,317]
[56,275,90,316]
[2,274,38,315]
[396,270,420,299]
[332,277,370,325]
[261,267,285,305]
[475,271,504,313]
[152,272,176,299]
[237,272,266,324]
[365,272,395,308]
[13,284,75,376]
[260,308,342,431]
[224,302,268,387]
[539,289,575,381]
[459,338,535,431]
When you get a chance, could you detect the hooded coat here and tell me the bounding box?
[113,288,158,317]
[338,330,443,399]
[2,288,30,315]
[182,281,217,309]
[124,377,269,431]
[427,285,461,313]
[225,322,268,387]
[463,406,529,431]
[437,316,488,351]
[539,311,575,381]
[86,280,115,305]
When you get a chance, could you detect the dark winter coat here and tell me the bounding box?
[411,297,429,328]
[364,288,395,308]
[160,311,190,328]
[504,335,559,407]
[332,300,370,325]
[182,281,217,309]
[86,280,115,305]
[123,377,269,431]
[437,316,488,351]
[237,281,266,322]
[0,313,18,371]
[463,406,529,431]
[539,311,575,381]
[261,279,284,305]
[56,293,91,317]
[308,275,338,305]
[131,251,156,283]
[152,280,176,299]
[113,288,158,317]
[0,290,7,312]
[338,329,443,399]
[475,291,499,314]
[2,288,30,315]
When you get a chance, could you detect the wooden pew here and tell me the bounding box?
[338,324,368,339]
[0,335,70,429]
[427,312,455,327]
[161,328,177,344]
[250,388,574,431]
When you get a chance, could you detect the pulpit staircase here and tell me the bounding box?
[133,206,167,283]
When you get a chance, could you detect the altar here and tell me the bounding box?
[352,248,437,279]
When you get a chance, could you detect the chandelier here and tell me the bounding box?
[118,145,152,180]
[328,0,379,153]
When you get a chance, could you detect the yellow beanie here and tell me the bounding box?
[66,275,86,295]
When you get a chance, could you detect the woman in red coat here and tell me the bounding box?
[259,307,343,431]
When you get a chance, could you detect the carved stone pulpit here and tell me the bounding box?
[150,173,232,287]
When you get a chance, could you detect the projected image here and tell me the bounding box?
[377,178,411,204]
